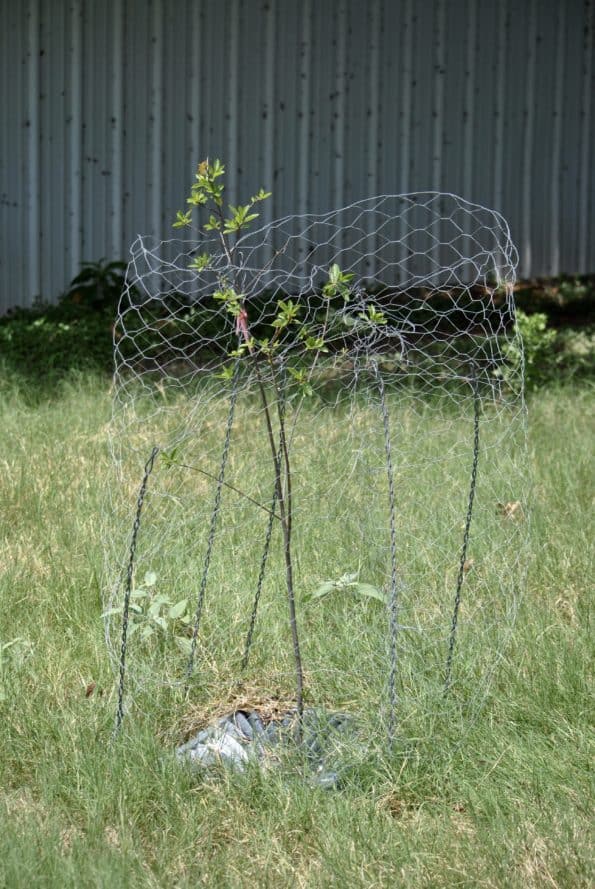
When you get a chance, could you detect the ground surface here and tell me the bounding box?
[0,375,592,888]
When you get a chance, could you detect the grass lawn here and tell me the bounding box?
[0,373,592,888]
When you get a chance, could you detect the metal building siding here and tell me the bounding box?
[0,0,593,312]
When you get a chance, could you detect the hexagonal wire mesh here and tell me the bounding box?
[104,193,529,753]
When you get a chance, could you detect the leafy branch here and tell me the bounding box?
[304,572,387,605]
[102,572,194,655]
[174,158,271,267]
[172,160,389,728]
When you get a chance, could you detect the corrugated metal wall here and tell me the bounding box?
[1,0,593,312]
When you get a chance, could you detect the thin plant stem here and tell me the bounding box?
[252,360,305,730]
[193,168,305,729]
[270,360,304,724]
[164,460,280,521]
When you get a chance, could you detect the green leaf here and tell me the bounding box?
[143,571,157,587]
[210,158,225,178]
[306,581,337,601]
[322,264,354,300]
[161,447,179,468]
[204,214,222,231]
[148,595,170,613]
[329,264,341,285]
[173,210,193,229]
[175,637,194,655]
[215,365,235,381]
[251,188,272,202]
[168,599,189,620]
[213,287,242,312]
[186,192,207,207]
[151,615,168,632]
[337,572,359,586]
[188,252,211,271]
[303,335,327,351]
[305,571,385,604]
[353,583,387,603]
[0,638,27,655]
[359,304,387,325]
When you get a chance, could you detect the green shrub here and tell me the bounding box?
[0,260,127,383]
[62,259,128,313]
[0,301,113,380]
[553,326,595,380]
[1,260,592,391]
[509,309,594,390]
[514,310,558,389]
[515,274,594,325]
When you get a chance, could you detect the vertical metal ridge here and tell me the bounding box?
[432,0,445,192]
[578,0,593,273]
[366,0,381,279]
[150,0,162,237]
[462,0,476,200]
[227,0,240,201]
[189,0,201,171]
[4,2,14,306]
[493,0,507,211]
[262,0,275,229]
[399,0,413,194]
[111,0,123,257]
[521,0,537,278]
[333,0,347,211]
[26,0,40,300]
[398,0,414,283]
[1,3,6,305]
[70,0,82,276]
[298,0,311,218]
[550,0,566,277]
[367,0,380,199]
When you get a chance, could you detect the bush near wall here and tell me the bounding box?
[0,302,113,379]
[0,268,593,387]
[0,260,121,381]
[513,276,594,387]
[514,275,594,329]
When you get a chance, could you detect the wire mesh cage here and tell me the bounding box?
[103,192,528,753]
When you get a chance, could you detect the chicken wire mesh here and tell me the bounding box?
[103,192,529,752]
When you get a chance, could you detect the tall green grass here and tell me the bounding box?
[0,373,592,887]
[104,377,527,747]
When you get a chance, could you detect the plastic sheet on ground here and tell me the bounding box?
[176,707,360,789]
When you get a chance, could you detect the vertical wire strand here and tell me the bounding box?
[444,366,480,692]
[185,360,241,685]
[241,471,279,671]
[115,445,160,734]
[373,362,400,745]
[241,362,287,671]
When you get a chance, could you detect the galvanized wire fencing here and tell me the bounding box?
[104,193,528,751]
